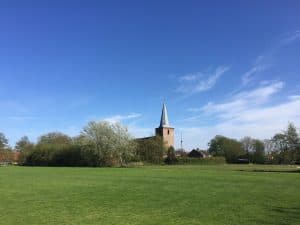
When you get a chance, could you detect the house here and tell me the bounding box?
[188,149,204,158]
[188,149,211,158]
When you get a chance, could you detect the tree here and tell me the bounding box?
[240,137,265,164]
[0,132,12,163]
[80,121,136,166]
[252,139,265,164]
[285,123,300,164]
[15,136,31,151]
[208,135,245,163]
[240,136,254,161]
[208,135,225,156]
[38,132,72,145]
[165,146,178,164]
[286,123,299,146]
[271,122,300,164]
[271,133,287,164]
[0,132,9,150]
[15,136,34,165]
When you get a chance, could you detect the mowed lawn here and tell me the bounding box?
[0,165,299,225]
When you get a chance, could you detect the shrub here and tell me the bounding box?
[24,144,93,167]
[164,146,178,164]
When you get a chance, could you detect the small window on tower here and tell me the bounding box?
[168,130,170,135]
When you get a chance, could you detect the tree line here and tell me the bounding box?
[0,121,167,167]
[208,123,300,164]
[1,121,299,166]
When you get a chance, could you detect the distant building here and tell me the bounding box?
[175,149,187,158]
[155,103,174,148]
[188,149,204,158]
[188,149,211,158]
[136,102,175,148]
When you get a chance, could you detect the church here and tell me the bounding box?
[137,103,175,148]
[155,103,175,148]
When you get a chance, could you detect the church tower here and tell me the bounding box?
[155,102,175,148]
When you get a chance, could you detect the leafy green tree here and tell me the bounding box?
[271,122,300,164]
[15,136,35,165]
[208,135,225,156]
[252,139,265,164]
[0,132,12,163]
[80,121,136,166]
[0,132,9,150]
[241,137,265,164]
[208,135,245,163]
[286,123,299,146]
[15,136,31,151]
[271,133,287,164]
[38,132,72,145]
[25,132,73,166]
[285,123,300,164]
[165,146,178,164]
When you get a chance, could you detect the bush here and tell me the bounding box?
[25,144,53,166]
[164,146,178,164]
[50,145,92,166]
[24,144,95,167]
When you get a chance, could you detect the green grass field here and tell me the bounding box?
[1,165,299,225]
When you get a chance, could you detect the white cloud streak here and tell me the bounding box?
[241,65,268,85]
[202,81,284,117]
[177,66,230,94]
[103,113,141,124]
[240,30,300,87]
[180,81,300,150]
[280,30,300,45]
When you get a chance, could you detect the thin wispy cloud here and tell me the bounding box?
[176,66,230,94]
[239,30,300,87]
[180,31,300,149]
[280,30,300,45]
[241,64,268,85]
[179,74,199,81]
[187,81,284,118]
[201,81,284,119]
[180,80,300,149]
[103,113,141,124]
[238,57,270,90]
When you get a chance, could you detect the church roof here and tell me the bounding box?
[159,102,170,127]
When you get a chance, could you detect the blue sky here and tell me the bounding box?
[1,0,300,149]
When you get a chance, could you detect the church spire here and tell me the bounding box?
[155,102,174,148]
[159,102,170,127]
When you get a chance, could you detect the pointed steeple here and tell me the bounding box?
[155,102,175,148]
[159,102,170,127]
